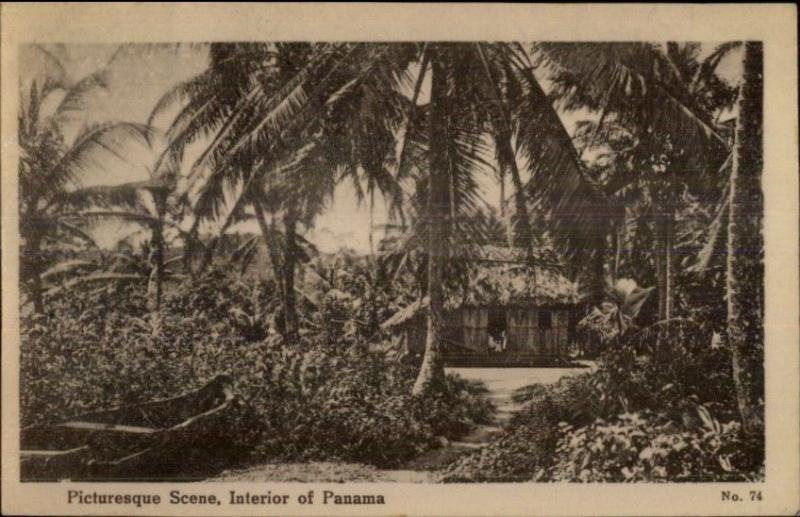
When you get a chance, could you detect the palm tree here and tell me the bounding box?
[541,42,764,432]
[414,51,451,391]
[149,43,307,337]
[146,43,274,276]
[170,42,601,394]
[73,174,187,325]
[726,42,764,436]
[537,42,737,321]
[18,47,152,314]
[155,43,410,342]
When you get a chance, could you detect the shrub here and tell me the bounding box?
[442,397,561,482]
[551,411,764,482]
[442,360,761,483]
[597,319,738,416]
[20,284,194,426]
[442,372,615,482]
[243,343,494,467]
[20,271,493,470]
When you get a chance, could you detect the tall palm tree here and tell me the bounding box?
[537,42,737,320]
[154,43,410,342]
[414,51,451,391]
[150,43,304,337]
[18,48,152,314]
[147,43,274,275]
[173,42,600,393]
[73,174,187,325]
[541,41,764,433]
[726,42,764,435]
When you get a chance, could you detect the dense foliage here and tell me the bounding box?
[20,269,493,470]
[551,411,762,482]
[18,41,764,484]
[442,323,763,482]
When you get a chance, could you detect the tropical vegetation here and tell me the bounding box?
[18,41,764,481]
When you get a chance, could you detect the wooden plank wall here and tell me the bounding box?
[402,306,572,357]
[554,310,569,353]
[507,308,535,352]
[507,307,570,355]
[462,308,488,353]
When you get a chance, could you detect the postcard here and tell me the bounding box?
[2,3,798,516]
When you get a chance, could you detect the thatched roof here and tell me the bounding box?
[381,247,580,329]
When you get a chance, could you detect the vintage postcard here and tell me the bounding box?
[2,3,798,516]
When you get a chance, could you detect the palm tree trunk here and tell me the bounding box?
[476,44,533,254]
[727,41,764,436]
[25,225,45,315]
[655,210,673,321]
[498,165,506,218]
[253,201,288,334]
[281,208,300,342]
[413,52,448,395]
[200,238,220,272]
[587,242,606,307]
[146,193,168,334]
[146,221,164,333]
[146,225,164,312]
[504,144,534,254]
[614,214,625,281]
[368,188,375,255]
[182,218,201,275]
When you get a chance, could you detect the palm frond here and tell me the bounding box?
[513,63,614,270]
[51,122,155,191]
[536,42,727,151]
[689,179,731,275]
[51,70,110,125]
[43,273,142,298]
[41,259,98,281]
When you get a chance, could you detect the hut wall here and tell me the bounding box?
[507,308,536,352]
[555,309,570,352]
[507,306,571,355]
[540,309,569,355]
[396,305,574,359]
[461,307,487,353]
[400,310,468,356]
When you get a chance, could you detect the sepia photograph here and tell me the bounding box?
[2,3,798,516]
[14,38,767,483]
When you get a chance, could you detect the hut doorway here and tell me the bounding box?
[487,308,507,353]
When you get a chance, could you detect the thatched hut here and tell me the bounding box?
[381,246,583,366]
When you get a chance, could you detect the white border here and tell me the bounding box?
[2,3,798,516]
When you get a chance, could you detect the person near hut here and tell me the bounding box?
[380,246,584,364]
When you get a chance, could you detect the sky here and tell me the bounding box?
[23,43,400,252]
[22,42,743,254]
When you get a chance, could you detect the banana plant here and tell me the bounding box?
[579,278,655,344]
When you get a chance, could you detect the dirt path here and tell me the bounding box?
[216,365,592,483]
[376,365,591,482]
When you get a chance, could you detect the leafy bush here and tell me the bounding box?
[20,283,193,426]
[442,399,560,482]
[442,355,761,483]
[551,411,763,482]
[597,319,738,416]
[20,270,493,470]
[236,341,493,467]
[442,372,614,482]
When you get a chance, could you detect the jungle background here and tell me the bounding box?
[18,41,764,482]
